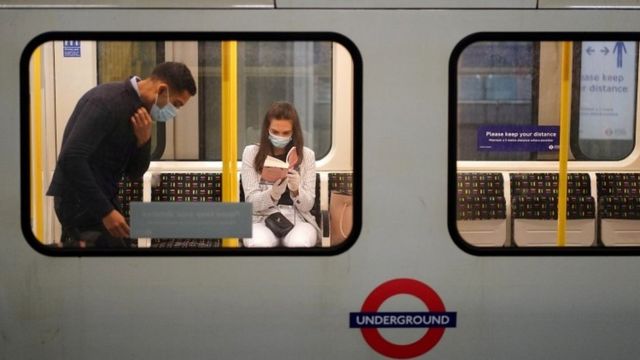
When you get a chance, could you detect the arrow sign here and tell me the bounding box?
[613,42,627,68]
[586,46,595,55]
[579,41,636,141]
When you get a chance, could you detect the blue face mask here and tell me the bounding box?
[150,88,178,122]
[269,132,292,148]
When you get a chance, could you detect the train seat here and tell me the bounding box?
[510,173,595,246]
[116,176,143,222]
[456,173,507,247]
[597,173,640,246]
[122,172,332,247]
[148,173,223,248]
[327,173,354,245]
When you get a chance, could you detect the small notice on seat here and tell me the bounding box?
[130,202,252,239]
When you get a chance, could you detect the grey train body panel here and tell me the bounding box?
[2,7,640,360]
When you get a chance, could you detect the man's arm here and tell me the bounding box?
[57,98,116,219]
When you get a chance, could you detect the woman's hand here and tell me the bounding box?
[270,177,288,202]
[287,170,300,196]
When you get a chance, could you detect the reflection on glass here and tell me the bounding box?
[457,41,535,161]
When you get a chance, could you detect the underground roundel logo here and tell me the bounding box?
[350,278,457,359]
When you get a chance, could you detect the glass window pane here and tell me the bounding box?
[197,41,332,161]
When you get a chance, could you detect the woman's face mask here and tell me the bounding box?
[150,87,178,122]
[268,118,294,148]
[269,132,292,148]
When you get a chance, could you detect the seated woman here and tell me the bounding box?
[241,101,320,248]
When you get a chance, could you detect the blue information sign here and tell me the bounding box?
[477,125,559,152]
[63,41,81,57]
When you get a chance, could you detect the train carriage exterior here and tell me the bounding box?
[3,1,640,359]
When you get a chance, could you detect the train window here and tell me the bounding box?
[451,35,640,254]
[24,34,361,255]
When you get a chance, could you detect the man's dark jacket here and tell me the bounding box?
[47,78,150,225]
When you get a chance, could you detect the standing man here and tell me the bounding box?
[47,62,197,248]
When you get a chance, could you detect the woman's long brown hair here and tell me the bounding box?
[254,101,305,172]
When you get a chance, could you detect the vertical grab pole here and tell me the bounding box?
[221,41,239,248]
[557,41,572,247]
[30,47,44,243]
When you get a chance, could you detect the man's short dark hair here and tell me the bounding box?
[151,62,197,96]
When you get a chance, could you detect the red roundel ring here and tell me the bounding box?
[360,278,447,359]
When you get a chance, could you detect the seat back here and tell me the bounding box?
[597,173,640,219]
[116,176,143,222]
[510,173,594,219]
[152,173,222,202]
[456,173,506,220]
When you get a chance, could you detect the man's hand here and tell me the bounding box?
[102,209,130,238]
[131,107,152,147]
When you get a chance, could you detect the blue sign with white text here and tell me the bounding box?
[349,312,457,328]
[478,125,559,151]
[63,41,81,57]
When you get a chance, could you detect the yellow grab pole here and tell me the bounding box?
[557,41,572,247]
[30,47,44,243]
[221,41,239,248]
